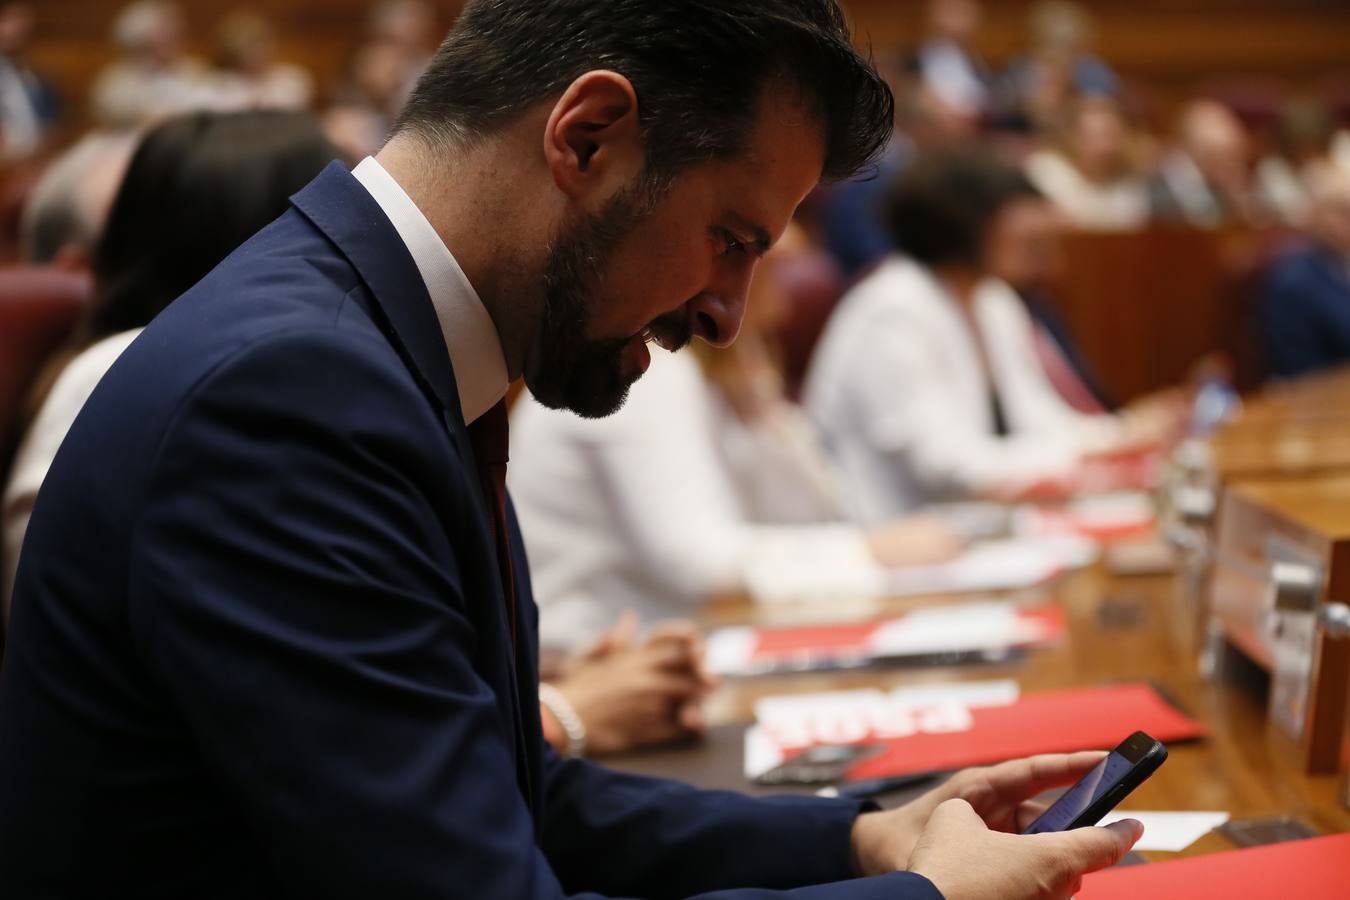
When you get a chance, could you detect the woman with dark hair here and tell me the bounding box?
[3,109,340,613]
[81,109,339,343]
[804,149,1173,521]
[1023,95,1150,230]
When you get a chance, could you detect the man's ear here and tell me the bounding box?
[544,70,643,203]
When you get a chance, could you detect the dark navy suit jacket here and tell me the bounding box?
[0,164,940,899]
[1259,241,1350,380]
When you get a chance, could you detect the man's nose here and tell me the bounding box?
[687,289,747,349]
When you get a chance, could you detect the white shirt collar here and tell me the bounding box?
[351,156,509,424]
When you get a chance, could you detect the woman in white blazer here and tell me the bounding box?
[508,226,960,652]
[804,150,1171,523]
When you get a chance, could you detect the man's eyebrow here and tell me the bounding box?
[724,211,773,257]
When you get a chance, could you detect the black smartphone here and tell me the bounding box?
[752,743,884,786]
[1022,731,1167,834]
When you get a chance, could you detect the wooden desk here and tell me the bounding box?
[1210,422,1350,484]
[1228,366,1350,428]
[1194,365,1350,486]
[1170,371,1350,665]
[608,568,1350,858]
[1207,478,1350,773]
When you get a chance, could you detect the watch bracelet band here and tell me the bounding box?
[538,682,587,758]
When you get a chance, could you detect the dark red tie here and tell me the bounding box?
[466,399,517,657]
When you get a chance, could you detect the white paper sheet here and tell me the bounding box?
[868,601,1052,657]
[1098,810,1230,852]
[882,535,1098,597]
[745,535,1098,605]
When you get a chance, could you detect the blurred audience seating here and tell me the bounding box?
[23,2,1350,136]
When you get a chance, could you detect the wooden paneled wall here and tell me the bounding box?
[1043,227,1286,402]
[27,1,1350,133]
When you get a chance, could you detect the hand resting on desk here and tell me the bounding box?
[546,614,718,756]
[851,752,1143,900]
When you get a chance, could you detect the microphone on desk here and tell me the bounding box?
[815,772,938,800]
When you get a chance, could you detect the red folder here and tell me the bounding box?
[1079,833,1350,899]
[837,683,1205,781]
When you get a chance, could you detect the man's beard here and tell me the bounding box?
[527,179,692,419]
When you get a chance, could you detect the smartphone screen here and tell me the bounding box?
[1023,731,1166,834]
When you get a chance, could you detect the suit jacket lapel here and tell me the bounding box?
[289,166,499,506]
[290,164,465,420]
[289,163,536,806]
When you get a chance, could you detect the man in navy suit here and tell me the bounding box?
[0,2,1139,897]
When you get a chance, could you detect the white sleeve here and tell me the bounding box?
[580,353,873,606]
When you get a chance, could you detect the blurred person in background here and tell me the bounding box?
[981,187,1115,413]
[1025,95,1151,230]
[367,0,437,111]
[999,0,1119,134]
[820,69,978,280]
[509,223,962,652]
[207,11,314,112]
[1333,124,1350,174]
[322,38,413,161]
[1150,99,1269,229]
[905,0,991,125]
[92,1,207,128]
[0,1,57,161]
[2,111,339,616]
[17,130,138,270]
[805,151,1175,522]
[1259,166,1350,380]
[1255,98,1339,227]
[987,183,1192,422]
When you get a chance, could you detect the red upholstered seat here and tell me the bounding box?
[0,266,91,659]
[771,249,845,403]
[0,267,91,447]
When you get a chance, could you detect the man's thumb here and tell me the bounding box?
[1052,819,1142,874]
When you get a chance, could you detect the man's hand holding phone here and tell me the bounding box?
[908,799,1142,900]
[850,752,1145,900]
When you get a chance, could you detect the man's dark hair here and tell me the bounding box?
[884,150,1042,269]
[396,0,893,184]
